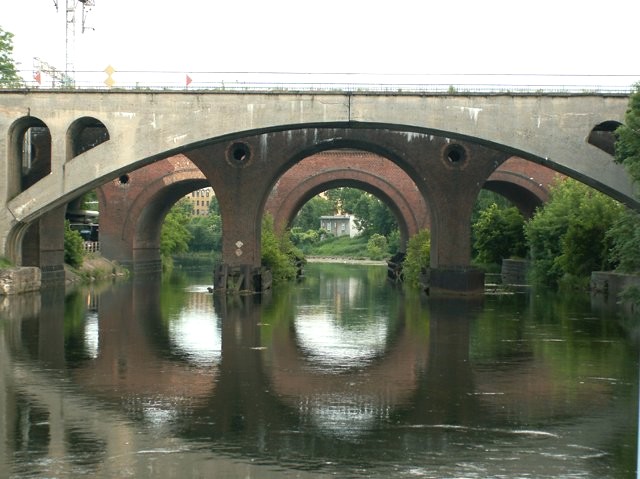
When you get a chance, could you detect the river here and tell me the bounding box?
[0,263,638,478]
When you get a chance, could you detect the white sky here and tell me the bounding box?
[2,0,639,89]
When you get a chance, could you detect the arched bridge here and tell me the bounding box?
[0,90,635,294]
[97,152,556,273]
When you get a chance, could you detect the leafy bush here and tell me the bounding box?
[403,229,431,288]
[472,203,526,265]
[160,200,192,261]
[261,214,302,282]
[607,209,640,274]
[615,83,640,183]
[525,178,624,288]
[366,233,388,260]
[64,220,84,268]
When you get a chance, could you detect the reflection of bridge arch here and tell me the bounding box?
[263,302,429,434]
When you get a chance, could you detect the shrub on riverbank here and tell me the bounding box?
[261,215,303,282]
[403,229,431,288]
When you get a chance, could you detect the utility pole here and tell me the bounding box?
[57,0,96,81]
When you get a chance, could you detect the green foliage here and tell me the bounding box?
[307,234,370,258]
[403,229,431,288]
[525,178,624,288]
[387,229,400,254]
[366,233,388,260]
[64,220,84,268]
[607,209,640,274]
[472,190,513,225]
[324,187,364,214]
[353,192,397,238]
[186,214,222,252]
[160,199,192,261]
[0,256,13,268]
[261,214,303,282]
[472,203,526,265]
[80,190,98,211]
[0,27,23,88]
[289,227,323,252]
[615,83,640,183]
[612,83,640,289]
[292,195,334,231]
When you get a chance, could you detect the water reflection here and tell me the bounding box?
[0,264,637,478]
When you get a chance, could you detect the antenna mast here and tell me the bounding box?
[63,0,95,80]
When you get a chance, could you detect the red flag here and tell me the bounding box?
[34,71,41,85]
[186,74,192,87]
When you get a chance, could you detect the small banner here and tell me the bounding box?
[186,74,193,87]
[34,71,41,85]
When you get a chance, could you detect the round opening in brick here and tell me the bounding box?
[446,144,466,164]
[227,142,252,166]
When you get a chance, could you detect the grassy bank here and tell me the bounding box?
[304,235,371,259]
[66,254,129,284]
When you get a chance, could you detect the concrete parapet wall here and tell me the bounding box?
[0,267,41,295]
[591,271,640,300]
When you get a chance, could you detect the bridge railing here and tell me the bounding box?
[6,71,639,94]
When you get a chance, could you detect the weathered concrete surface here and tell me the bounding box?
[0,267,41,295]
[0,92,634,227]
[0,90,635,293]
[591,271,640,300]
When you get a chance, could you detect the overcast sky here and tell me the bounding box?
[2,0,639,89]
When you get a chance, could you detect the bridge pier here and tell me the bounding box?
[21,206,66,285]
[428,268,485,296]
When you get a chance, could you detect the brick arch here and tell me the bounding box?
[265,151,431,250]
[98,155,208,271]
[482,156,559,218]
[184,127,529,293]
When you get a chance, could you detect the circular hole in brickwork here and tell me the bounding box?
[445,144,466,165]
[231,142,250,163]
[118,174,130,185]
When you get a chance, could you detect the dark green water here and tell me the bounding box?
[0,263,638,478]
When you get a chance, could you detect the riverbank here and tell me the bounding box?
[65,254,129,286]
[306,256,386,265]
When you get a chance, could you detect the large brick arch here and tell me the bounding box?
[94,127,563,293]
[97,155,208,271]
[96,151,557,271]
[482,156,561,217]
[264,150,431,249]
[143,126,546,293]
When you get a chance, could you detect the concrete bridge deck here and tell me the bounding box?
[0,90,636,293]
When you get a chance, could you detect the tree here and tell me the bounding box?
[615,83,640,183]
[324,187,364,214]
[0,27,23,87]
[160,199,192,260]
[292,195,334,231]
[353,192,397,238]
[472,203,526,265]
[610,85,640,275]
[525,178,623,288]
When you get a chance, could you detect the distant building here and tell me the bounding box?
[320,215,359,237]
[185,187,213,216]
